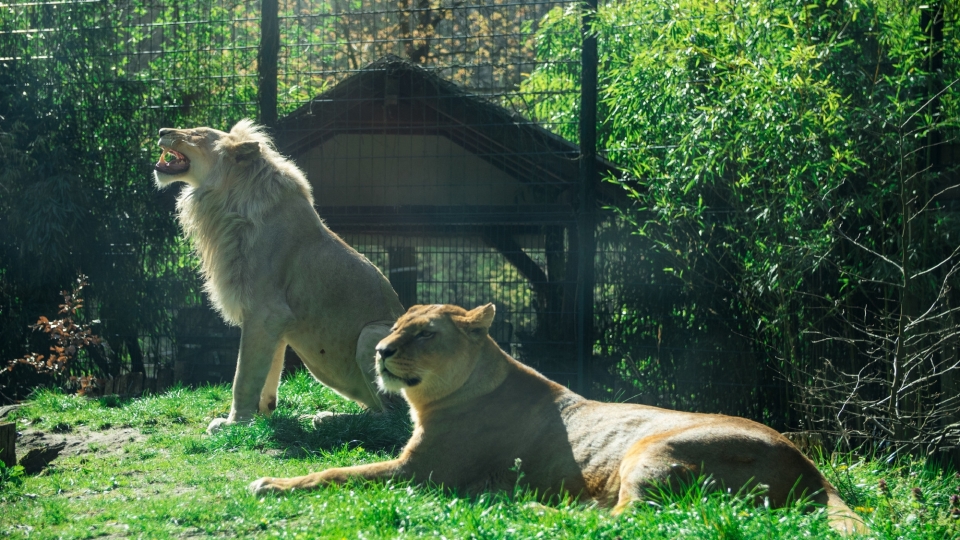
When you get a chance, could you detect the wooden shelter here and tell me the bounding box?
[276,55,620,230]
[270,56,621,381]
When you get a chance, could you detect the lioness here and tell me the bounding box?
[251,304,865,534]
[153,120,405,433]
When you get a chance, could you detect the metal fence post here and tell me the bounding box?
[577,0,598,396]
[259,0,280,128]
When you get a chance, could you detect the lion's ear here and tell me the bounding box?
[229,141,261,163]
[454,303,495,337]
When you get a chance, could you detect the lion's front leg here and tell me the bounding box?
[208,317,287,434]
[250,460,408,495]
[258,341,287,416]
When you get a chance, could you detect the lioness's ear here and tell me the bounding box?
[229,141,261,163]
[453,304,495,337]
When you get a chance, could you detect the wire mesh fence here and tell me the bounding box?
[1,0,793,427]
[276,0,566,101]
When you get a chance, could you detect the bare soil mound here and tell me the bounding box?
[15,426,146,473]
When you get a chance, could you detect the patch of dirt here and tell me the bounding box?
[15,427,147,472]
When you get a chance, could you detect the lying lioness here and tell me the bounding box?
[251,304,865,534]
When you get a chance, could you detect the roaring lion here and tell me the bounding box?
[153,120,405,433]
[250,304,866,535]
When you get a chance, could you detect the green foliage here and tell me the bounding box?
[0,1,264,398]
[141,2,259,126]
[525,0,875,342]
[521,0,960,442]
[272,0,557,105]
[0,460,25,492]
[0,2,180,388]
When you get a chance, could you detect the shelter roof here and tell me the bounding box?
[275,55,623,211]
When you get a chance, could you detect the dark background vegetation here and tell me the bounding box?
[1,0,959,461]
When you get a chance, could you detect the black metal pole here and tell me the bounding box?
[576,0,598,396]
[258,0,279,128]
[920,2,944,172]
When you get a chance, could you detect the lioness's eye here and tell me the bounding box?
[417,331,435,340]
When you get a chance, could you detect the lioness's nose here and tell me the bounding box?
[377,345,396,359]
[158,128,174,136]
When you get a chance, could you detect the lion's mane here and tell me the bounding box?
[175,120,313,324]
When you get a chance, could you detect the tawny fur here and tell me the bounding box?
[154,120,405,433]
[250,304,867,535]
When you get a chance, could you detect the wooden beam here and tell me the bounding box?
[388,246,418,310]
[481,229,549,300]
[0,422,15,468]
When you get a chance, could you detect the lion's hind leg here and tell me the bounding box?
[301,322,404,429]
[612,425,866,534]
[612,424,833,512]
[611,432,703,515]
[355,321,405,412]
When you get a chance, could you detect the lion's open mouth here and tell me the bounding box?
[155,147,190,175]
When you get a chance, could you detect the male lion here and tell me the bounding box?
[153,120,405,433]
[250,304,866,535]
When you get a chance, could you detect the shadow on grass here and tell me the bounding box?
[205,408,413,457]
[288,409,411,454]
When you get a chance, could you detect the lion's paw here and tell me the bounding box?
[250,477,288,496]
[250,478,271,494]
[206,417,233,434]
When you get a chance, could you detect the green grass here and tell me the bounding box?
[1,370,958,539]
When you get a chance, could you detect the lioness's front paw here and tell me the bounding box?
[250,477,287,495]
[206,417,233,434]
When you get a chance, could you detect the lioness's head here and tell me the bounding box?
[153,119,266,189]
[375,304,496,404]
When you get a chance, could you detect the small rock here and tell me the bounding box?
[0,404,21,419]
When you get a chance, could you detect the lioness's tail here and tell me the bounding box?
[825,487,868,535]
